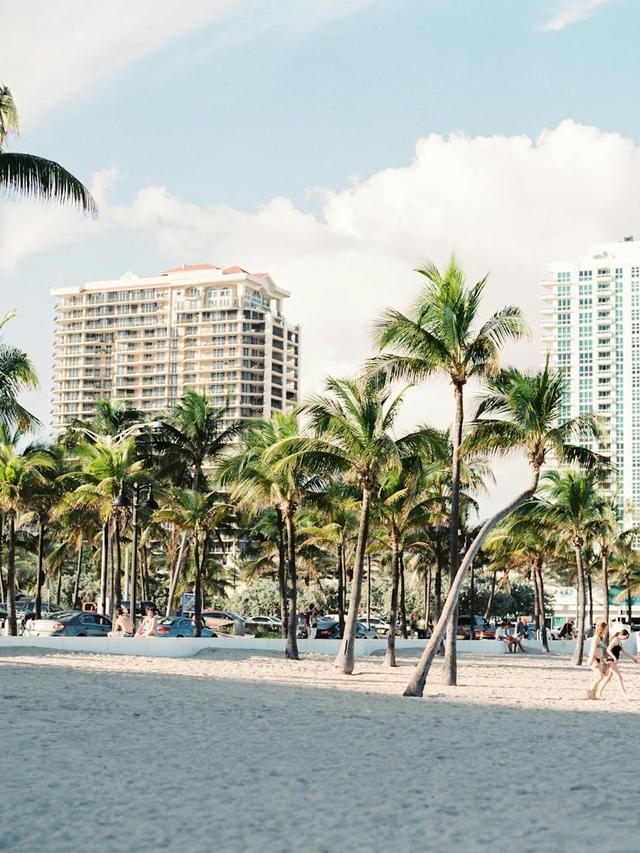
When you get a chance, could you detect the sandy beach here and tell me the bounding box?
[2,648,639,853]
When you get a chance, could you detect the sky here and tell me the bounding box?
[1,0,638,509]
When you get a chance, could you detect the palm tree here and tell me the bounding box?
[403,359,601,696]
[371,257,526,684]
[58,436,145,616]
[533,468,606,665]
[152,390,241,615]
[220,412,318,659]
[611,537,640,626]
[0,312,39,434]
[302,376,405,674]
[155,489,232,636]
[0,85,96,214]
[0,440,54,634]
[591,497,619,625]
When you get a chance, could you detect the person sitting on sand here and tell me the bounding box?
[136,606,157,638]
[109,607,134,638]
[586,620,609,699]
[600,629,638,697]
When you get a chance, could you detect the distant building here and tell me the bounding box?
[541,238,640,524]
[51,263,300,429]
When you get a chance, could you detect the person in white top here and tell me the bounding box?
[136,606,157,638]
[494,623,507,642]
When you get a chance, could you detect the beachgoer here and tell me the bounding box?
[109,607,134,637]
[558,618,576,640]
[600,629,638,697]
[308,606,318,639]
[136,606,157,638]
[586,620,609,699]
[495,622,508,645]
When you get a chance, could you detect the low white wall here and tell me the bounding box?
[4,635,635,659]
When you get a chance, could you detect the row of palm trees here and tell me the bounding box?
[4,256,634,699]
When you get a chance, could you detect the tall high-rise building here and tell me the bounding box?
[541,238,640,522]
[51,263,300,429]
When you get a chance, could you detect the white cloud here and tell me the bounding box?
[3,120,640,508]
[539,0,610,31]
[0,0,382,127]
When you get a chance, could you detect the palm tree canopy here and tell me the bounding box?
[0,85,96,215]
[0,310,39,431]
[370,256,527,386]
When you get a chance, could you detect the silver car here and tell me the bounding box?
[25,611,112,637]
[155,617,216,638]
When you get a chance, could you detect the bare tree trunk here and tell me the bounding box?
[384,531,400,667]
[276,508,288,639]
[337,542,345,639]
[72,542,83,609]
[6,512,17,636]
[404,466,541,698]
[602,547,610,625]
[334,485,372,674]
[34,519,46,620]
[284,506,299,660]
[399,550,408,640]
[571,539,586,666]
[444,382,465,686]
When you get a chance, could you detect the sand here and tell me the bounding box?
[1,648,639,853]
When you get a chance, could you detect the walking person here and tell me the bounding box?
[600,629,638,697]
[307,606,318,639]
[586,620,609,700]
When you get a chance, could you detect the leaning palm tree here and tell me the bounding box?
[0,440,54,634]
[371,257,526,684]
[403,359,601,696]
[0,85,96,214]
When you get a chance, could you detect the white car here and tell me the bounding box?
[360,616,390,636]
[248,615,282,627]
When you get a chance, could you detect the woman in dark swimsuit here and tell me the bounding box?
[600,629,638,697]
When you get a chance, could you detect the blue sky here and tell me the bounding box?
[1,0,638,450]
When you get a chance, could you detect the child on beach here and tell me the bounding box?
[600,629,638,697]
[586,621,609,700]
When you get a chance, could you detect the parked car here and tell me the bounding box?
[201,610,246,633]
[247,615,282,627]
[457,615,495,639]
[15,600,64,621]
[359,616,390,636]
[313,619,380,640]
[25,611,112,637]
[155,617,216,638]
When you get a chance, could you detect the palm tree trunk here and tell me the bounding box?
[404,465,541,698]
[484,571,497,621]
[384,530,400,667]
[193,535,202,638]
[424,566,431,630]
[34,518,46,620]
[56,565,62,605]
[337,542,345,639]
[141,546,149,601]
[571,540,586,666]
[444,381,465,686]
[602,548,610,625]
[276,508,288,639]
[6,511,17,636]
[72,542,83,609]
[284,507,299,660]
[587,569,593,631]
[0,512,5,603]
[532,559,549,653]
[469,561,476,640]
[166,532,188,617]
[434,539,443,619]
[399,550,407,639]
[114,517,123,615]
[627,574,632,626]
[99,520,109,615]
[335,485,372,674]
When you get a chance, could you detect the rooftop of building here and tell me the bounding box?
[51,264,289,298]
